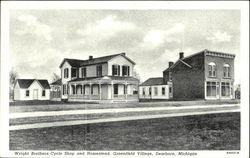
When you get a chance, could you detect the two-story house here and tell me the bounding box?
[59,53,139,103]
[163,49,235,100]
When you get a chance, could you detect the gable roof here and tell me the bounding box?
[50,79,62,85]
[140,77,164,86]
[59,53,136,68]
[16,79,50,89]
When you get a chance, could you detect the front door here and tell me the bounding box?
[33,89,38,100]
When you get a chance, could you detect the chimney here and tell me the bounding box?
[179,52,184,59]
[89,56,93,60]
[169,62,174,68]
[121,52,126,56]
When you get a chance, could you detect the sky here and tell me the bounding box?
[9,10,241,84]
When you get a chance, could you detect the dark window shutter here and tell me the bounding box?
[128,66,130,76]
[118,65,120,76]
[112,65,115,76]
[122,66,125,76]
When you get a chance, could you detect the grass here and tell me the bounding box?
[9,112,240,150]
[9,100,97,106]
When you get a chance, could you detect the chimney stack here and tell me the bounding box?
[179,52,184,59]
[169,62,174,68]
[121,52,126,56]
[89,56,93,60]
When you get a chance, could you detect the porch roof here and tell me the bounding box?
[69,76,139,83]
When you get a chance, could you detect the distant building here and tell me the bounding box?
[139,77,173,100]
[139,49,235,101]
[14,79,50,100]
[59,53,139,103]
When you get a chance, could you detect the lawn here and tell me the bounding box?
[9,112,240,150]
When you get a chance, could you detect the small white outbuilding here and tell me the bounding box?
[14,79,50,100]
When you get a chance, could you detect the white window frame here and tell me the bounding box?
[208,62,216,77]
[223,64,231,78]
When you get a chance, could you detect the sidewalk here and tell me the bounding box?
[9,104,240,131]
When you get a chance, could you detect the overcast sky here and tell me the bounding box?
[10,10,240,83]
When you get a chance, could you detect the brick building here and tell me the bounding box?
[163,49,235,100]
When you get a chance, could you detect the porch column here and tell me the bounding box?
[99,83,102,100]
[111,81,113,99]
[74,84,77,95]
[125,82,127,102]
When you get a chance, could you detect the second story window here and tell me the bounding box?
[81,67,86,78]
[223,64,231,78]
[96,65,102,77]
[42,90,46,96]
[122,65,130,76]
[169,72,172,81]
[71,68,77,78]
[112,65,120,76]
[208,62,216,77]
[64,68,69,78]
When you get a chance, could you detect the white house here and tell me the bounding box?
[139,77,173,100]
[14,79,50,100]
[59,53,139,103]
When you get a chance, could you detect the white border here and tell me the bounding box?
[1,1,249,158]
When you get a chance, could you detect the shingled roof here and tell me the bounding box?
[140,77,165,86]
[16,79,50,89]
[59,53,135,68]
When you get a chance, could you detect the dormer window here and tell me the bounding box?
[71,68,77,78]
[64,68,69,78]
[122,65,130,76]
[208,62,216,77]
[223,64,231,78]
[112,65,120,76]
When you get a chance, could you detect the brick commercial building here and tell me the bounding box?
[163,49,235,100]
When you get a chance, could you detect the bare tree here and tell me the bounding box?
[133,70,141,83]
[9,69,18,100]
[51,73,60,82]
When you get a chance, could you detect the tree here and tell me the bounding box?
[51,73,60,82]
[9,69,18,100]
[133,70,141,83]
[9,69,18,89]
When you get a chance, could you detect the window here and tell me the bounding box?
[206,81,217,97]
[208,62,216,77]
[42,90,46,96]
[64,68,69,78]
[222,82,230,97]
[114,84,118,95]
[169,72,172,81]
[63,84,67,95]
[149,87,151,95]
[25,90,29,97]
[162,87,165,95]
[154,87,158,96]
[81,67,86,78]
[112,65,120,76]
[96,65,102,77]
[142,88,145,95]
[169,87,172,93]
[223,64,231,78]
[71,68,77,78]
[122,65,130,76]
